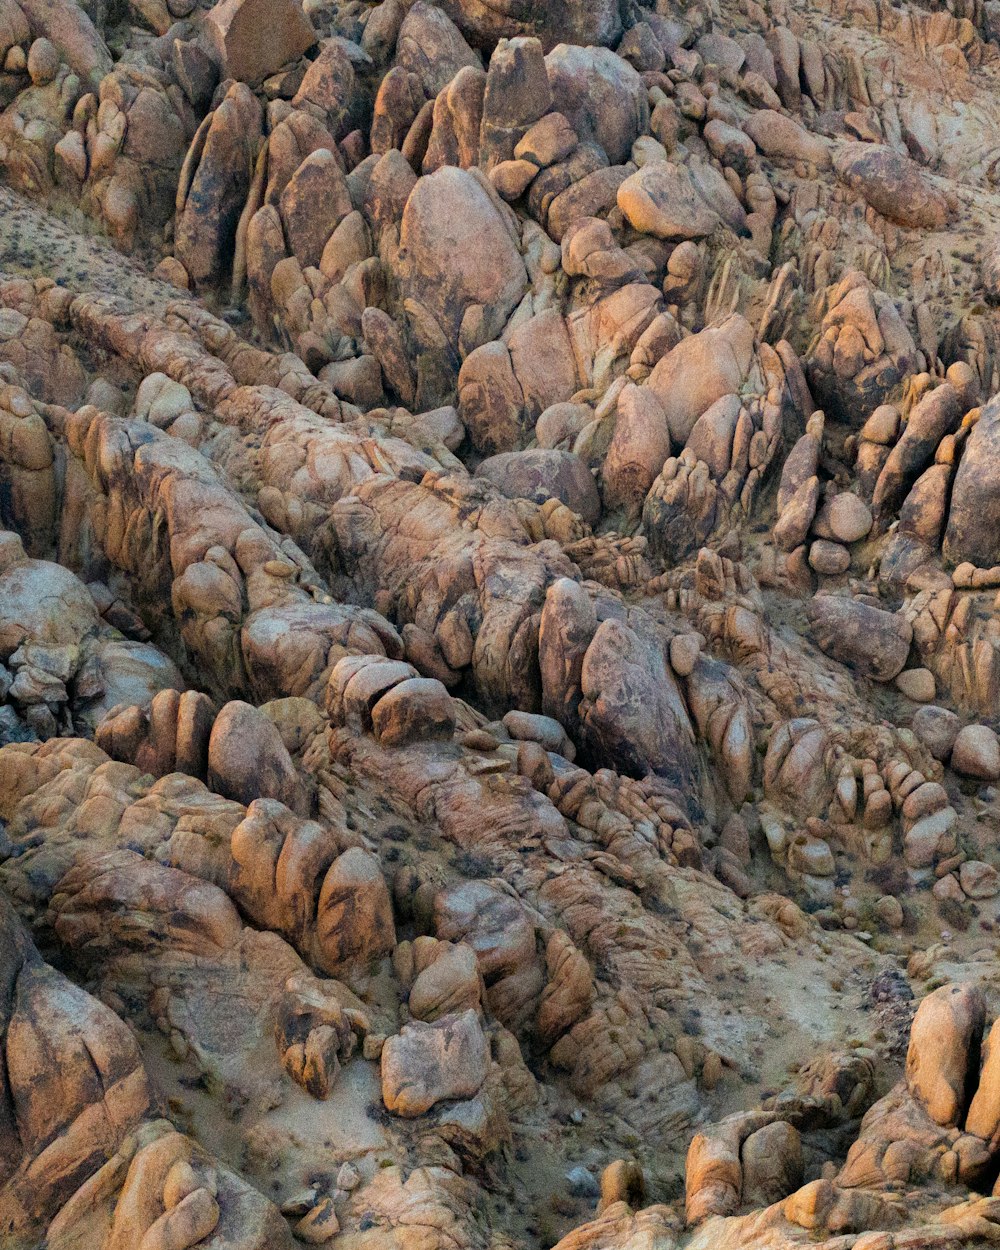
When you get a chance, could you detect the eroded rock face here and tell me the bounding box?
[476,448,600,523]
[175,82,263,288]
[7,0,1000,1243]
[617,161,720,240]
[646,314,755,445]
[0,889,292,1248]
[544,44,647,164]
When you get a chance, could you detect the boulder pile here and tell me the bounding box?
[4,0,1000,1244]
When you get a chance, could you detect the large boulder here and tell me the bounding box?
[602,382,672,513]
[617,162,720,240]
[742,109,831,167]
[912,705,962,761]
[906,984,985,1127]
[397,2,481,95]
[871,383,961,521]
[806,595,913,682]
[77,639,186,732]
[579,617,698,784]
[544,44,648,164]
[315,846,397,977]
[951,724,1000,781]
[381,1008,489,1116]
[944,395,1000,567]
[433,880,541,1027]
[479,35,553,169]
[175,82,263,287]
[12,0,112,89]
[399,166,527,366]
[476,449,600,524]
[438,0,623,52]
[0,551,98,656]
[203,0,316,84]
[292,38,361,136]
[0,892,155,1235]
[807,272,918,424]
[371,676,457,746]
[646,314,755,445]
[279,148,352,269]
[834,143,950,230]
[763,718,834,820]
[207,700,308,813]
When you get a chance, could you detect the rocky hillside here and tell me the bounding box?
[4,0,1000,1246]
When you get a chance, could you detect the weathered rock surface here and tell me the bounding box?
[381,1009,490,1115]
[806,595,913,681]
[5,0,1000,1243]
[203,0,316,84]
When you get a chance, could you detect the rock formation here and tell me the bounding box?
[4,0,1000,1245]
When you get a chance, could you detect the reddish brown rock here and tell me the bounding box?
[806,595,912,682]
[203,0,316,85]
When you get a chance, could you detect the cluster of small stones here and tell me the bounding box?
[9,0,1000,1247]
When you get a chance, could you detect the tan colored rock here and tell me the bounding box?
[808,539,850,576]
[292,38,358,134]
[912,705,961,760]
[397,1,480,96]
[906,983,985,1127]
[477,449,600,524]
[315,847,396,977]
[490,157,537,200]
[904,805,957,868]
[407,941,481,1021]
[598,1159,645,1212]
[371,676,457,747]
[895,668,936,702]
[545,44,647,165]
[439,0,622,50]
[774,476,819,553]
[515,111,578,166]
[813,492,872,544]
[399,166,527,377]
[807,273,917,424]
[959,860,1000,899]
[458,340,526,455]
[207,700,308,814]
[873,383,961,521]
[967,1017,1000,1140]
[381,1008,489,1116]
[16,0,111,88]
[952,724,1000,780]
[175,83,263,288]
[741,1121,803,1208]
[617,162,720,240]
[763,718,833,818]
[646,314,755,445]
[743,109,831,167]
[280,148,352,269]
[945,395,1000,567]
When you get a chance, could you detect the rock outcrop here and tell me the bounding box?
[4,0,1000,1243]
